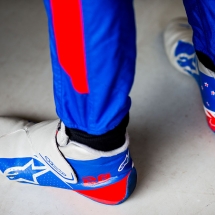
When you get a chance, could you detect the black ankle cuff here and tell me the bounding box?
[196,50,215,72]
[65,113,129,152]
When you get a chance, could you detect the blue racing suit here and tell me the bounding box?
[183,0,215,67]
[43,0,136,135]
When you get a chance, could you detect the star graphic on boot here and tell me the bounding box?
[4,159,48,184]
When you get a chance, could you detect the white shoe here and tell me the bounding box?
[0,118,137,205]
[164,17,215,132]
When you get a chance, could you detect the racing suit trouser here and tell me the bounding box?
[43,0,136,150]
[183,0,215,72]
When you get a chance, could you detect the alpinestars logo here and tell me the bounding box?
[175,41,198,76]
[4,159,48,184]
[118,152,130,172]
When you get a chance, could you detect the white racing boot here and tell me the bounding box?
[164,17,215,132]
[0,117,137,205]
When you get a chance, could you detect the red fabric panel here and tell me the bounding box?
[51,0,89,94]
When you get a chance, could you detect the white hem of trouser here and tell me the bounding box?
[69,133,130,157]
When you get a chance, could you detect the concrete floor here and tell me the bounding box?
[1,0,215,214]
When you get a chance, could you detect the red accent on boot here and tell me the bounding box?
[76,174,129,205]
[206,111,215,131]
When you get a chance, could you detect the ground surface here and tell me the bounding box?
[1,0,215,214]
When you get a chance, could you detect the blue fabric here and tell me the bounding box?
[43,0,136,135]
[183,0,215,63]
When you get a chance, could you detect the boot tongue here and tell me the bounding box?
[56,121,69,147]
[29,120,77,184]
